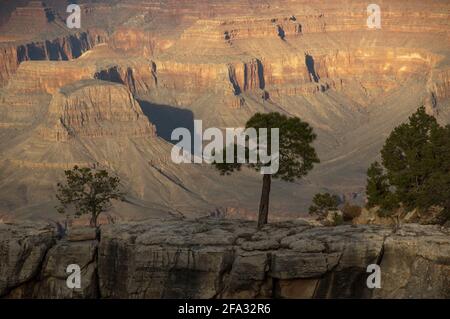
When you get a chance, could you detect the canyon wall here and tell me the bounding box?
[0,220,449,299]
[148,46,439,109]
[428,68,450,112]
[2,0,449,105]
[0,30,107,87]
[110,27,175,58]
[137,2,449,109]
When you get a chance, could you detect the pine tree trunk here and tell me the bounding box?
[90,215,96,228]
[90,208,97,228]
[257,174,271,228]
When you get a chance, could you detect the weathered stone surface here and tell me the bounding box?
[275,278,319,299]
[0,223,55,296]
[287,239,325,252]
[98,220,237,298]
[3,237,99,299]
[66,227,97,242]
[270,251,336,279]
[220,251,270,298]
[373,224,450,299]
[241,239,280,251]
[0,219,448,299]
[1,0,450,223]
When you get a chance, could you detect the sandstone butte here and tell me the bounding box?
[0,1,449,223]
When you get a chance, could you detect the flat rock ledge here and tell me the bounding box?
[0,219,449,299]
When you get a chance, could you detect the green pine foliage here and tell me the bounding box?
[309,192,340,219]
[213,112,319,228]
[56,166,125,227]
[366,107,450,222]
[214,112,319,181]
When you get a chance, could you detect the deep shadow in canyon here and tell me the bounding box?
[305,53,319,83]
[137,100,195,144]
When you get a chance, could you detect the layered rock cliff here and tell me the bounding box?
[0,1,111,87]
[0,30,107,87]
[0,219,448,299]
[38,80,156,142]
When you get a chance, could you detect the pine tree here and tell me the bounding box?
[366,107,450,222]
[366,161,393,208]
[381,106,441,210]
[213,112,319,228]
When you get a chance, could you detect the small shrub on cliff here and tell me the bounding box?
[365,107,450,223]
[332,212,344,226]
[56,166,125,227]
[342,203,362,221]
[309,192,340,219]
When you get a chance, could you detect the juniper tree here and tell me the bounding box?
[308,192,340,219]
[56,166,125,227]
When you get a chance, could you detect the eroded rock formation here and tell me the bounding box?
[0,30,107,87]
[38,80,156,141]
[0,0,449,220]
[0,1,109,87]
[0,220,448,299]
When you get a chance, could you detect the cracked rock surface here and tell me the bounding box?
[0,219,449,298]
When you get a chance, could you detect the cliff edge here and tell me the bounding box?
[0,219,448,299]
